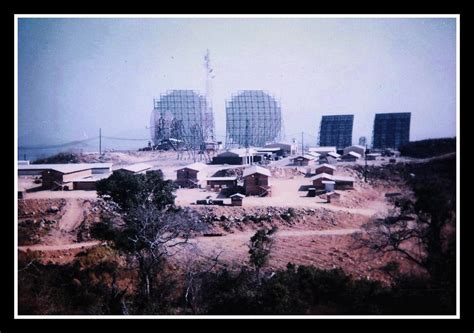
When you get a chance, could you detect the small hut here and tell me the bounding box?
[230,193,245,206]
[326,191,341,203]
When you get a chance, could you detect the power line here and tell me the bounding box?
[19,136,99,150]
[101,136,149,141]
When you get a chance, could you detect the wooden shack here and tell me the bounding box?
[41,165,92,190]
[175,162,207,188]
[290,154,315,166]
[343,145,366,158]
[211,149,257,165]
[206,177,238,190]
[310,173,334,190]
[243,165,271,196]
[72,174,111,191]
[230,193,245,206]
[314,163,336,175]
[114,163,152,175]
[332,175,355,190]
[326,191,341,203]
[340,152,361,162]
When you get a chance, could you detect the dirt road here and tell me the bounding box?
[193,228,361,243]
[18,240,101,252]
[58,199,84,232]
[33,198,87,247]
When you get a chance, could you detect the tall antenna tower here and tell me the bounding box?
[204,49,215,141]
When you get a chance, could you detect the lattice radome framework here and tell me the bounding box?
[225,90,282,148]
[150,90,215,150]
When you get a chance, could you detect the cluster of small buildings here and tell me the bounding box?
[17,161,154,192]
[175,162,273,206]
[289,144,378,167]
[210,142,297,165]
[306,163,356,203]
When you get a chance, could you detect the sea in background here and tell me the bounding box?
[18,137,149,162]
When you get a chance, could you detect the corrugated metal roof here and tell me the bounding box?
[315,163,336,170]
[310,173,334,181]
[116,163,152,173]
[242,165,271,177]
[291,154,315,160]
[178,162,207,171]
[19,163,113,173]
[309,146,337,153]
[346,145,366,150]
[327,152,341,158]
[332,175,355,182]
[43,165,93,174]
[346,152,362,158]
[70,174,111,182]
[306,152,321,158]
[255,147,281,152]
[217,148,258,157]
[206,177,238,181]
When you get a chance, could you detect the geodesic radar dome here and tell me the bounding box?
[150,90,213,147]
[226,90,281,147]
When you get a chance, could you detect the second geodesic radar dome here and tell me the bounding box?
[225,90,282,148]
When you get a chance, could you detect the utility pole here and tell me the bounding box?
[364,143,368,182]
[301,131,304,154]
[99,128,102,156]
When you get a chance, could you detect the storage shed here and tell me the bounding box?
[41,165,93,190]
[322,180,336,192]
[264,142,298,156]
[340,151,361,162]
[114,163,152,175]
[176,162,207,188]
[310,173,334,190]
[326,191,341,203]
[314,163,336,175]
[321,152,340,165]
[243,165,271,196]
[230,193,245,206]
[308,146,337,156]
[366,153,381,161]
[206,177,238,191]
[72,174,111,191]
[18,163,112,176]
[255,147,285,158]
[290,154,315,166]
[211,149,257,165]
[343,145,366,158]
[332,175,355,190]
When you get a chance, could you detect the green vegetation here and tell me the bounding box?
[32,152,81,164]
[18,156,456,315]
[399,137,456,158]
[96,170,176,211]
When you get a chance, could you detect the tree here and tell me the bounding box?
[248,227,276,282]
[96,170,176,212]
[181,247,222,314]
[95,169,208,313]
[353,160,456,285]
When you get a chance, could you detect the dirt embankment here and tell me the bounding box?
[18,198,106,247]
[188,205,368,234]
[18,199,67,246]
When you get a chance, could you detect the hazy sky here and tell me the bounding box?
[18,17,457,147]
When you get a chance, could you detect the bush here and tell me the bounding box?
[33,152,81,164]
[399,138,456,158]
[96,170,176,212]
